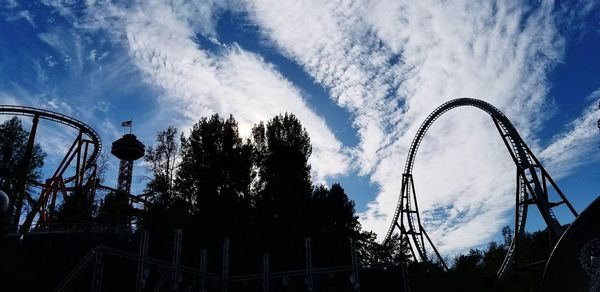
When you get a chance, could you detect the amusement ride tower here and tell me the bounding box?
[111,124,145,194]
[385,98,579,278]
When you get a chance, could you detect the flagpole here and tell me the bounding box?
[121,120,133,134]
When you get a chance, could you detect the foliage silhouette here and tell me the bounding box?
[0,116,45,230]
[0,113,566,291]
[96,190,131,225]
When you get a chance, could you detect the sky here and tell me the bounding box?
[1,0,599,256]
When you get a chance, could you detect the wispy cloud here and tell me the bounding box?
[242,0,594,254]
[245,0,406,175]
[82,0,350,182]
[540,92,600,177]
[2,0,598,256]
[0,93,84,165]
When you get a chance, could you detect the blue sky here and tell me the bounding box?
[1,0,599,255]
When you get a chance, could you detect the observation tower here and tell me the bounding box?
[111,128,145,194]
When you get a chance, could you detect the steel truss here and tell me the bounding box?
[384,98,578,278]
[55,232,380,292]
[0,105,102,233]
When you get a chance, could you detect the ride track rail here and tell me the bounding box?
[0,105,103,233]
[384,98,578,278]
[0,105,102,163]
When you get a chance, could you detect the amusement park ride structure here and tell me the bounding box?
[112,132,145,194]
[0,105,146,234]
[1,99,598,289]
[384,98,579,279]
[0,105,102,233]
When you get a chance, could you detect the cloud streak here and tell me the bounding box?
[242,0,596,254]
[3,0,598,256]
[84,0,350,182]
[245,0,406,175]
[540,91,600,177]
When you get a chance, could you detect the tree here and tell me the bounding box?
[481,241,507,276]
[96,190,131,225]
[54,188,95,224]
[358,232,410,265]
[144,126,179,206]
[175,114,253,236]
[0,117,45,226]
[310,184,360,236]
[252,113,313,233]
[252,114,312,196]
[307,184,362,266]
[142,125,196,232]
[250,113,314,272]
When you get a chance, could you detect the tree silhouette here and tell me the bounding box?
[0,116,45,228]
[144,126,179,206]
[96,190,131,225]
[309,184,362,266]
[252,113,313,242]
[175,114,253,237]
[142,126,191,233]
[0,113,566,291]
[54,188,95,224]
[310,183,360,237]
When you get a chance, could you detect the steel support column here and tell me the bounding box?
[12,114,39,226]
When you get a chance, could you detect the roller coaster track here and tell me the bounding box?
[384,98,578,278]
[0,105,102,162]
[0,105,102,233]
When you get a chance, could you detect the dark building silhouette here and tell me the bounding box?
[112,133,145,193]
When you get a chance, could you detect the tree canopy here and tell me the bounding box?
[0,112,560,291]
[0,117,45,188]
[0,117,45,226]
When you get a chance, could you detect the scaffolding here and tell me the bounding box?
[54,230,407,292]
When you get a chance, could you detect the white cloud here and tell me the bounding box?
[242,0,582,255]
[245,0,405,175]
[0,94,21,124]
[84,0,349,182]
[354,0,568,253]
[38,30,86,71]
[18,10,35,26]
[0,94,90,169]
[540,94,600,177]
[87,49,97,61]
[41,96,73,114]
[0,93,20,105]
[2,0,18,9]
[7,0,596,257]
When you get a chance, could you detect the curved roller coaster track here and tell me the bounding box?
[384,98,578,278]
[0,105,102,161]
[0,105,102,233]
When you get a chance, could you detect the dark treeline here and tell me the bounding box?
[412,226,555,291]
[0,113,406,291]
[0,114,555,291]
[133,113,377,275]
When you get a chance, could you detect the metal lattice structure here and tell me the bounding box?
[55,232,378,292]
[384,98,578,278]
[117,160,134,193]
[0,105,102,233]
[111,133,145,194]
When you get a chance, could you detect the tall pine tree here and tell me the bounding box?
[252,113,313,264]
[176,114,253,237]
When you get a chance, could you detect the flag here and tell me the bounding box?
[122,120,132,127]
